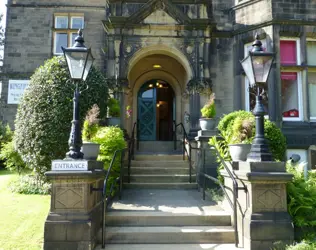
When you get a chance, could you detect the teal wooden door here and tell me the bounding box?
[138,87,156,141]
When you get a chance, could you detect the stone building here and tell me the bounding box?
[1,0,316,167]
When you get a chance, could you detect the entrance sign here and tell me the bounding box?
[52,160,88,171]
[8,80,30,104]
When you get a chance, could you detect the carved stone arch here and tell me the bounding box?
[126,44,193,84]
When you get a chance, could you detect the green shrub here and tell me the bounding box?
[212,110,286,161]
[287,162,316,234]
[82,104,100,141]
[8,175,51,195]
[0,122,14,169]
[108,98,120,117]
[0,122,13,149]
[14,56,109,180]
[285,241,316,250]
[0,140,26,174]
[91,126,126,194]
[201,93,216,118]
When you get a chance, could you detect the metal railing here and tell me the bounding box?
[127,122,137,183]
[91,148,126,249]
[173,122,243,248]
[173,121,197,183]
[198,146,244,247]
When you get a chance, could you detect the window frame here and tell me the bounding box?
[280,37,301,66]
[281,70,303,122]
[279,37,303,121]
[53,13,84,55]
[307,69,316,121]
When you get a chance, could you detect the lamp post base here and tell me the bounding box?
[247,94,273,162]
[65,150,84,160]
[247,141,273,162]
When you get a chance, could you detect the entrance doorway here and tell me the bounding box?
[138,80,175,141]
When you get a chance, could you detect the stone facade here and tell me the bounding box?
[1,0,316,150]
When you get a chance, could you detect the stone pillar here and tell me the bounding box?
[221,161,294,250]
[189,93,201,138]
[44,161,104,250]
[195,130,218,188]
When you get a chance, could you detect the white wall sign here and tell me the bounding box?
[52,160,88,171]
[8,80,30,104]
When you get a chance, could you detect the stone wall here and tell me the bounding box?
[1,2,105,126]
[272,0,316,21]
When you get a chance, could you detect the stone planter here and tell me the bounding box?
[199,118,216,131]
[107,117,121,126]
[228,143,251,161]
[81,142,100,160]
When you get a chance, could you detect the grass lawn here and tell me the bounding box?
[0,170,50,250]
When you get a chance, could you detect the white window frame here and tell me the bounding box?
[70,16,84,29]
[307,70,316,121]
[53,14,84,55]
[54,15,68,29]
[281,71,303,122]
[280,37,301,65]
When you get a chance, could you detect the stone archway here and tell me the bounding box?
[124,46,192,137]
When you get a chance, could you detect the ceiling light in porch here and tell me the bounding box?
[149,84,153,88]
[153,64,162,69]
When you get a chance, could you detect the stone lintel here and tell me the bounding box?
[238,161,286,172]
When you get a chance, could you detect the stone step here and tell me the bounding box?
[131,160,188,167]
[125,174,196,183]
[137,141,183,153]
[123,182,198,189]
[134,154,185,161]
[124,167,189,175]
[100,226,235,244]
[105,211,231,227]
[95,244,240,250]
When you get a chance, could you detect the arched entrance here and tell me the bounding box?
[124,45,193,141]
[138,80,175,141]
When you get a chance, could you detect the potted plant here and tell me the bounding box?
[81,104,101,160]
[227,116,254,161]
[200,93,216,130]
[107,98,121,126]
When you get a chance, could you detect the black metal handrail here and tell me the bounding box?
[199,146,244,248]
[90,148,126,249]
[127,122,137,183]
[173,121,198,183]
[172,122,242,248]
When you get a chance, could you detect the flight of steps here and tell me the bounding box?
[95,146,237,250]
[96,189,236,249]
[123,153,198,189]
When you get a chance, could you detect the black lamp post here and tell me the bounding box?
[240,34,275,162]
[62,29,94,159]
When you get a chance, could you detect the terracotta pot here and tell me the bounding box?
[228,143,252,161]
[81,142,100,160]
[199,118,216,131]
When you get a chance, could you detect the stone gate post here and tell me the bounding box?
[43,160,104,250]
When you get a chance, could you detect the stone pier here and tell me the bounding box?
[44,160,104,250]
[221,161,294,250]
